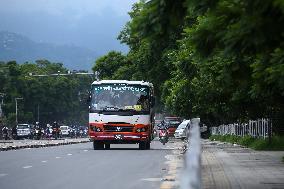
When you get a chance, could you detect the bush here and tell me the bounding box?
[210,135,284,151]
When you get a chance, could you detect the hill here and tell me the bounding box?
[0,31,97,70]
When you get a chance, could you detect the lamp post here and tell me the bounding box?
[0,93,4,118]
[15,97,23,125]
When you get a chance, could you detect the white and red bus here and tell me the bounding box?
[88,80,155,150]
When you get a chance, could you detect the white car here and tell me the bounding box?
[60,126,70,137]
[174,120,190,139]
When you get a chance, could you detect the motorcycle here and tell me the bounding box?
[159,129,169,145]
[2,132,9,140]
[52,127,60,140]
[34,128,42,140]
[2,127,9,140]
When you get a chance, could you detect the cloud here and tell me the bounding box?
[0,0,138,54]
[0,0,137,16]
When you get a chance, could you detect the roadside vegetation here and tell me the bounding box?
[93,0,284,127]
[0,60,92,126]
[209,135,284,151]
[1,0,283,130]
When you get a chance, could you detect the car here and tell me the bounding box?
[60,125,70,137]
[16,124,34,139]
[163,117,182,137]
[174,120,190,140]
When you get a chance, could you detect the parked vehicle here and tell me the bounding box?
[16,124,34,139]
[174,120,190,140]
[60,126,70,137]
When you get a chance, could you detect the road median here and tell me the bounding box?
[0,138,90,151]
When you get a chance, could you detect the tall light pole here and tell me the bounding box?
[15,97,23,125]
[0,93,4,118]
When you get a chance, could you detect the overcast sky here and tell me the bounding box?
[0,0,137,54]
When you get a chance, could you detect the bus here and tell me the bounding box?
[88,80,155,150]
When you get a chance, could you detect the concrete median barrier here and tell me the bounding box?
[0,138,90,151]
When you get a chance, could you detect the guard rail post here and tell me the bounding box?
[181,118,201,189]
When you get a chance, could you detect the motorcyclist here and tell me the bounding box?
[158,121,169,145]
[34,122,41,140]
[12,126,17,139]
[52,121,60,139]
[2,126,9,140]
[45,124,52,139]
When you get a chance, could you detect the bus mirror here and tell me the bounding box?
[87,95,91,104]
[151,96,155,107]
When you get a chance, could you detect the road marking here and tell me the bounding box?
[23,166,32,169]
[0,174,8,177]
[41,160,47,163]
[67,153,72,156]
[55,157,61,159]
[83,150,88,152]
[141,178,162,182]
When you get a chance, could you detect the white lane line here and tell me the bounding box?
[0,174,8,177]
[67,153,72,156]
[83,150,88,152]
[55,157,61,159]
[23,166,32,169]
[41,160,47,163]
[141,178,161,182]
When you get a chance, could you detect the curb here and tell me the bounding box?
[0,140,90,152]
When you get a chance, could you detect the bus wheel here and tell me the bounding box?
[105,143,110,150]
[146,141,150,150]
[139,141,146,150]
[93,141,104,150]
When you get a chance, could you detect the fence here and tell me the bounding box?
[181,118,201,189]
[210,118,272,139]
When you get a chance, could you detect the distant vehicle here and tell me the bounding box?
[153,120,162,137]
[174,120,190,140]
[163,117,182,137]
[60,126,70,137]
[16,124,34,139]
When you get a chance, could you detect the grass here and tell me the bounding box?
[209,134,284,151]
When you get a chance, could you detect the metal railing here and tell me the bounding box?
[210,118,272,139]
[181,118,201,189]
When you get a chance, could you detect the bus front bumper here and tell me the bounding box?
[89,133,149,142]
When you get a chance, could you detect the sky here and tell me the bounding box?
[0,0,137,54]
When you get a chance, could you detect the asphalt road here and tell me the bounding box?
[0,140,182,189]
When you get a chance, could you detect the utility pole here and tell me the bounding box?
[15,97,23,125]
[0,93,4,118]
[37,104,40,122]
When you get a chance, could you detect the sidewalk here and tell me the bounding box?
[0,138,90,151]
[202,139,284,189]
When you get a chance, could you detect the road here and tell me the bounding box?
[0,140,183,189]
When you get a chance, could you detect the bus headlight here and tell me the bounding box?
[91,126,102,132]
[136,127,147,132]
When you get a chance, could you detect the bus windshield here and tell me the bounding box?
[91,84,150,112]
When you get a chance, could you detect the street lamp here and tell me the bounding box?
[15,97,23,125]
[0,93,5,118]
